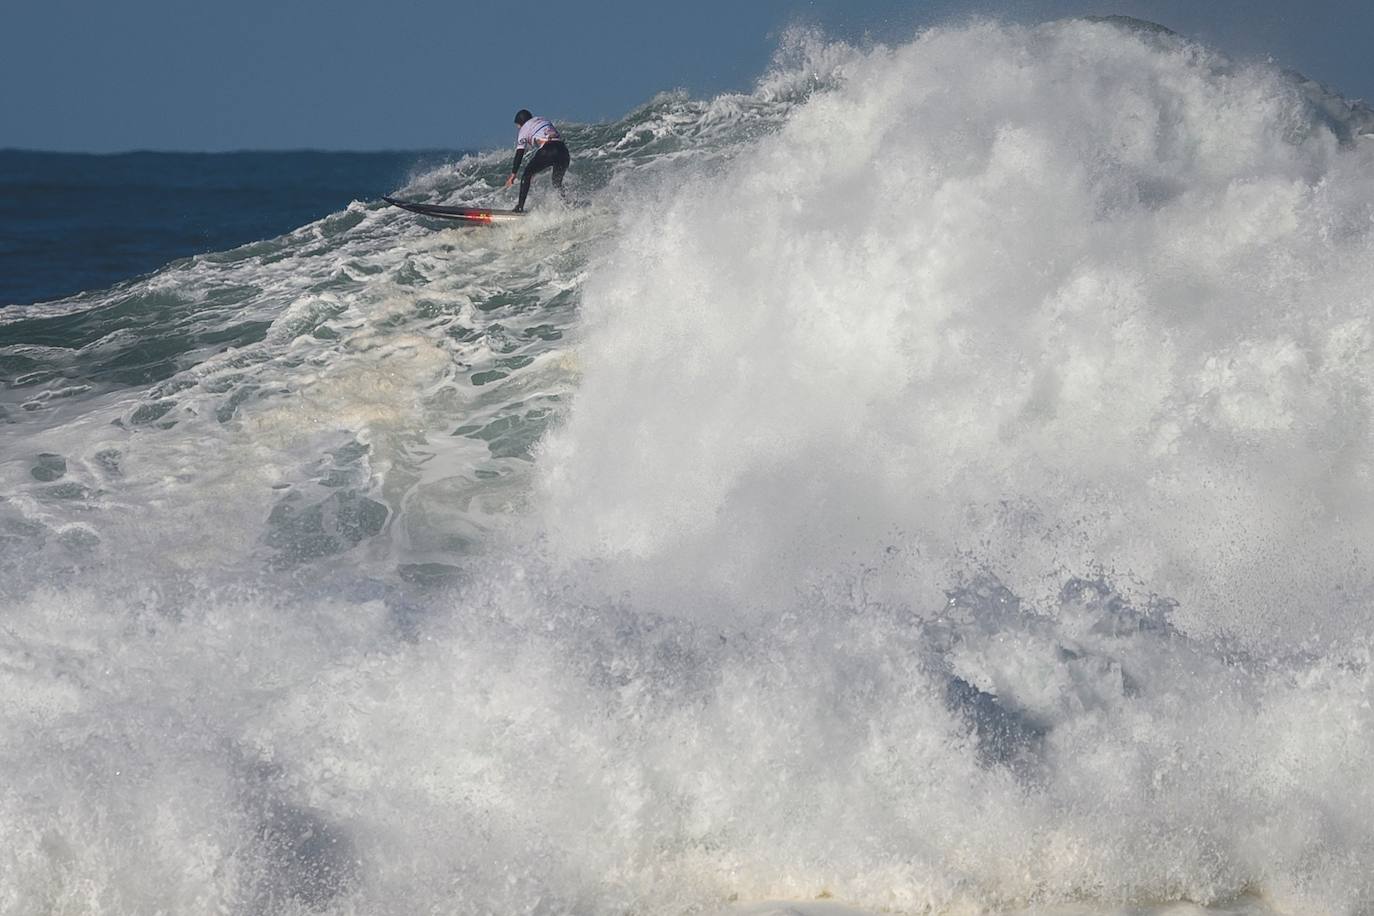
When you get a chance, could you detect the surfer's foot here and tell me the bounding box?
[512,205,525,213]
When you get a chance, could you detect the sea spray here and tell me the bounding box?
[3,17,1374,916]
[541,19,1374,650]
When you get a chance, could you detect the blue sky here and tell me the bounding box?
[4,0,1373,153]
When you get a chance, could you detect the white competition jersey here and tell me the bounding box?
[515,117,561,150]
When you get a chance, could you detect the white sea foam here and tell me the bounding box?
[540,18,1374,649]
[3,17,1374,916]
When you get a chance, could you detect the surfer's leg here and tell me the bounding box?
[551,143,571,201]
[516,171,535,211]
[515,145,557,211]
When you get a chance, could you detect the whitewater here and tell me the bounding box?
[4,16,1374,916]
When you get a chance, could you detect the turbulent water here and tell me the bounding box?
[5,17,1374,916]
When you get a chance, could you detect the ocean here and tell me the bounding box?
[3,18,1374,916]
[0,149,461,308]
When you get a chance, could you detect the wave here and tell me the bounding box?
[3,17,1374,916]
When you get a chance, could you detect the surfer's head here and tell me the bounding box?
[514,109,533,126]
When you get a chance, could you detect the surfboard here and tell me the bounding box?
[383,196,524,225]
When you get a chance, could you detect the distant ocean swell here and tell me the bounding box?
[3,18,1374,916]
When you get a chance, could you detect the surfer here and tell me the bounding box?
[505,109,570,213]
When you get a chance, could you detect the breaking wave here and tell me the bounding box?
[4,18,1374,916]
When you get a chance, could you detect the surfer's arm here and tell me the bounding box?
[506,146,527,187]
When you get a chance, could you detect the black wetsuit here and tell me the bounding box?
[510,140,570,211]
